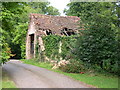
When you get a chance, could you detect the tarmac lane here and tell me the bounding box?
[2,60,95,88]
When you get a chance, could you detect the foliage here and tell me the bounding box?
[43,35,77,61]
[43,35,61,60]
[20,43,26,59]
[27,2,60,15]
[1,2,60,63]
[12,23,28,59]
[65,2,119,75]
[1,2,27,60]
[61,36,77,60]
[76,25,118,73]
[46,6,60,15]
[34,37,45,62]
[0,27,14,64]
[64,2,118,23]
[59,60,86,73]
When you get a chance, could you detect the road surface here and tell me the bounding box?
[2,60,95,88]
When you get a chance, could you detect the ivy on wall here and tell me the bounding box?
[61,36,77,60]
[43,35,61,60]
[42,35,77,61]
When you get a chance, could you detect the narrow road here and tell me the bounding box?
[2,60,94,88]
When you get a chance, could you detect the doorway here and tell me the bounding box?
[30,34,34,55]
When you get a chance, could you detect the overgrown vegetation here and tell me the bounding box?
[35,37,46,62]
[64,2,119,75]
[43,35,61,60]
[59,60,86,73]
[76,23,119,75]
[36,2,119,76]
[1,2,60,64]
[43,35,77,61]
[0,26,15,64]
[42,33,119,75]
[1,1,119,89]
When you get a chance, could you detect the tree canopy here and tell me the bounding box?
[64,2,119,74]
[1,2,60,64]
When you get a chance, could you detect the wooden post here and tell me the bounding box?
[34,33,37,58]
[59,41,62,60]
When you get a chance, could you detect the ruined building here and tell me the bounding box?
[26,13,80,59]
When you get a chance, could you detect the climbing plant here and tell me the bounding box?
[43,35,77,61]
[43,35,61,60]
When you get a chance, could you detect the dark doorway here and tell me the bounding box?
[30,34,34,55]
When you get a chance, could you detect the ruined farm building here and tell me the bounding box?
[26,13,80,59]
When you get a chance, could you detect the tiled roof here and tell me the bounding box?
[30,13,80,34]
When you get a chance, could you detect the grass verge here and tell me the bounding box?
[21,59,118,88]
[2,69,16,88]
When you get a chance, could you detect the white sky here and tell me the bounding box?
[48,0,70,16]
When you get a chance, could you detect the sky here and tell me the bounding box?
[48,0,70,16]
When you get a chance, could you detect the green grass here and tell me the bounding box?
[21,59,119,88]
[2,69,16,88]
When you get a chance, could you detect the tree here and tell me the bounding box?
[46,6,60,15]
[27,2,60,15]
[64,2,119,74]
[1,2,27,59]
[1,2,60,64]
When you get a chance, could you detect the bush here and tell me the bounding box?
[59,60,86,73]
[20,43,26,59]
[76,21,119,75]
[0,28,14,64]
